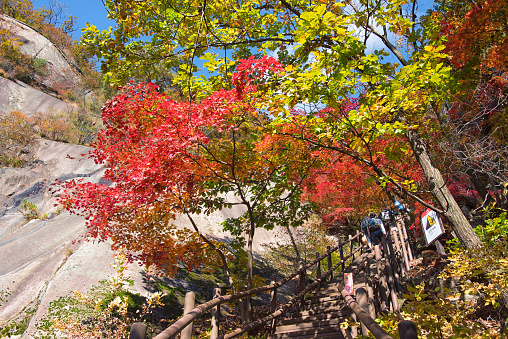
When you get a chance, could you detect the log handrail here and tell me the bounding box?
[218,245,366,339]
[143,228,417,339]
[153,233,362,339]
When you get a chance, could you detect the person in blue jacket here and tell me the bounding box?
[361,212,387,250]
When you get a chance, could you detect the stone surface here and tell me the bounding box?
[0,77,73,115]
[0,14,79,93]
[0,14,76,116]
[0,139,285,336]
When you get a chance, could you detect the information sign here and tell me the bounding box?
[421,208,445,244]
[344,273,354,294]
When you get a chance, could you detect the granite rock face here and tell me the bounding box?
[0,140,107,329]
[0,140,282,337]
[0,76,73,115]
[0,15,76,116]
[1,15,79,93]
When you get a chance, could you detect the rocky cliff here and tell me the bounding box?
[0,14,75,116]
[0,14,283,337]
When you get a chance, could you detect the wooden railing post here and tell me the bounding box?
[327,245,333,281]
[391,229,405,277]
[363,258,376,320]
[339,239,345,271]
[400,220,414,262]
[210,288,221,339]
[298,261,306,309]
[246,285,252,324]
[181,292,196,339]
[316,252,322,289]
[355,287,369,336]
[398,320,418,339]
[349,234,353,261]
[406,224,417,261]
[356,230,362,255]
[381,236,399,312]
[374,244,389,314]
[350,308,358,338]
[270,276,277,333]
[129,322,147,339]
[396,218,411,272]
[385,230,402,292]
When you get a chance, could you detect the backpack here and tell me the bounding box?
[380,209,392,220]
[369,218,381,232]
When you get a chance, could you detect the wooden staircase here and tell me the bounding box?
[147,229,418,339]
[269,278,351,339]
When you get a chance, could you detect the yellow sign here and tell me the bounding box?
[427,215,436,227]
[421,209,445,244]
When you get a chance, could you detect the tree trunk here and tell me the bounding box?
[286,225,301,265]
[406,129,481,248]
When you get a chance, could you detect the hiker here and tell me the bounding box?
[379,207,392,222]
[394,200,409,213]
[361,212,386,250]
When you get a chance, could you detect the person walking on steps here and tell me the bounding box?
[361,212,386,251]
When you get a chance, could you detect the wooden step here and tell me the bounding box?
[272,323,347,337]
[277,316,346,331]
[288,304,348,318]
[300,300,344,312]
[280,310,350,326]
[268,331,345,339]
[313,285,345,295]
[310,292,343,300]
[306,293,343,304]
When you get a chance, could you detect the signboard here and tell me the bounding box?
[421,208,445,244]
[344,273,354,294]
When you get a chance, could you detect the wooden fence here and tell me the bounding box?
[130,215,417,339]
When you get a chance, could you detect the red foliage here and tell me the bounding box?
[440,0,508,73]
[58,57,288,274]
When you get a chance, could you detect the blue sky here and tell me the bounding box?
[31,0,435,43]
[29,0,436,84]
[31,0,114,40]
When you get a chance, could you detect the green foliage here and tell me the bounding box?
[32,57,48,76]
[476,212,508,246]
[0,305,36,338]
[377,213,508,338]
[34,249,165,339]
[0,289,9,306]
[264,217,339,276]
[20,199,40,220]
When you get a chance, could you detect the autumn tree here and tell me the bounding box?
[59,58,315,316]
[423,0,508,210]
[80,0,484,248]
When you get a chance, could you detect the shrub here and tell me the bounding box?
[34,249,164,339]
[30,111,79,144]
[0,111,37,167]
[19,199,39,220]
[374,212,508,338]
